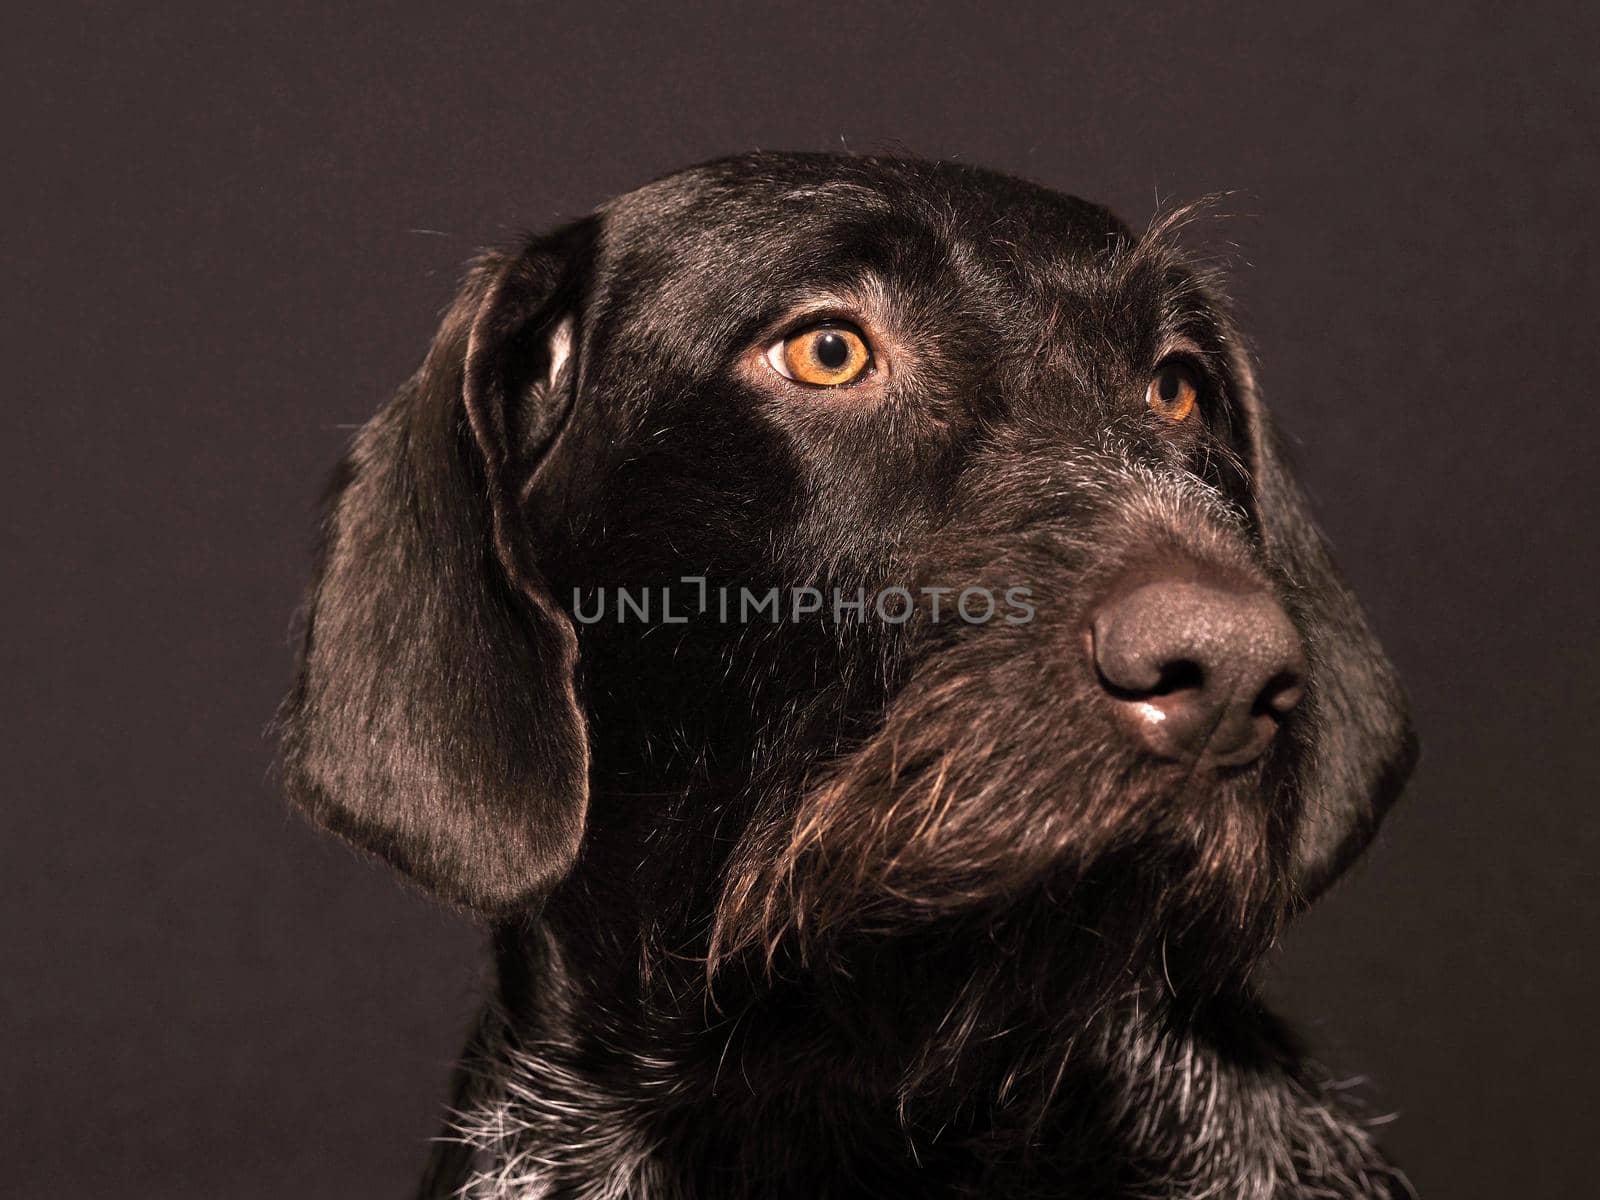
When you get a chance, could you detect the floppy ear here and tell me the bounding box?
[1232,357,1418,902]
[279,223,595,916]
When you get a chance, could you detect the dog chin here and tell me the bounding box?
[712,739,1293,1004]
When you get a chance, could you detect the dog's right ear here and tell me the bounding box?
[279,223,595,916]
[1227,351,1418,904]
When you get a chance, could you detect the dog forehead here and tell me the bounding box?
[591,153,1133,304]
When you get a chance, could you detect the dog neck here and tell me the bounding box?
[432,914,1408,1200]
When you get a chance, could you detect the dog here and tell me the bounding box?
[279,152,1417,1198]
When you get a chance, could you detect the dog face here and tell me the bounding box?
[280,153,1414,998]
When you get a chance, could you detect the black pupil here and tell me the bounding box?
[1159,368,1182,402]
[814,331,851,371]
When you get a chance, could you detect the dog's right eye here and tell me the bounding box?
[766,323,874,388]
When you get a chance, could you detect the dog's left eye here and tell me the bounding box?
[1147,360,1201,423]
[766,323,874,387]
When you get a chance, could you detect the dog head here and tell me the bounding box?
[280,153,1414,997]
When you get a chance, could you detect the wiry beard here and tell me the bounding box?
[708,641,1296,984]
[704,668,1297,1126]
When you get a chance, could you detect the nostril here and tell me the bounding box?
[1146,657,1205,698]
[1089,606,1205,701]
[1092,644,1206,702]
[1254,669,1305,718]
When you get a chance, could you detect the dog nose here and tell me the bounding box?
[1090,577,1306,767]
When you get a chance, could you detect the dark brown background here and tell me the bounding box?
[5,3,1595,1196]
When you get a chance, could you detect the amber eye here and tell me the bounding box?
[1147,360,1200,422]
[767,323,873,387]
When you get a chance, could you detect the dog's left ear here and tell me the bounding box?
[1230,355,1419,901]
[279,223,595,916]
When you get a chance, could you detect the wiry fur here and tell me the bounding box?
[445,992,1412,1200]
[278,152,1417,1198]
